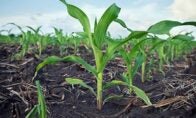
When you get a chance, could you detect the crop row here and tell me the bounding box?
[0,0,196,117]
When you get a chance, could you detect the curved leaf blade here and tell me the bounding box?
[35,56,62,73]
[60,0,91,34]
[25,105,38,118]
[148,20,196,34]
[131,53,145,79]
[36,80,47,118]
[132,85,152,105]
[103,80,152,105]
[62,56,97,76]
[65,78,96,96]
[33,56,97,80]
[182,21,196,26]
[114,18,132,32]
[148,20,181,34]
[128,38,147,60]
[103,80,128,90]
[94,3,121,48]
[103,94,123,105]
[130,31,148,38]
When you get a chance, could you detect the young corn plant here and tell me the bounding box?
[33,0,148,110]
[26,81,47,118]
[102,38,154,105]
[70,33,84,54]
[26,26,46,57]
[6,24,40,59]
[121,39,146,84]
[6,23,50,59]
[141,37,167,82]
[42,33,53,51]
[6,23,29,59]
[53,27,68,55]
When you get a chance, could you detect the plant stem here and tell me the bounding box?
[127,66,133,93]
[141,62,146,83]
[129,76,133,93]
[97,72,103,110]
[39,44,42,56]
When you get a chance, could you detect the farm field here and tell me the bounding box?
[0,0,196,118]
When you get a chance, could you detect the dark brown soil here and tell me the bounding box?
[0,43,196,118]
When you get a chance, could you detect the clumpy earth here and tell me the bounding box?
[0,43,196,118]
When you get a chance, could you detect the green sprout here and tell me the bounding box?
[26,80,47,118]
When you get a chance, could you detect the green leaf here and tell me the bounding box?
[131,53,145,78]
[103,80,152,105]
[103,80,128,90]
[60,0,91,34]
[127,31,148,39]
[62,56,97,75]
[65,78,96,96]
[182,21,196,26]
[103,94,123,105]
[148,20,196,34]
[114,18,132,32]
[94,3,121,48]
[26,26,42,34]
[149,40,166,52]
[7,23,25,34]
[128,38,147,61]
[33,56,61,80]
[118,38,147,77]
[36,80,47,118]
[148,20,181,34]
[107,31,147,54]
[33,56,97,80]
[132,85,152,105]
[25,105,38,118]
[119,49,130,66]
[75,32,88,39]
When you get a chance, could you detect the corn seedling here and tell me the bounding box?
[7,23,30,59]
[26,80,47,118]
[71,33,84,54]
[53,27,68,55]
[108,38,151,105]
[26,26,46,56]
[33,0,147,110]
